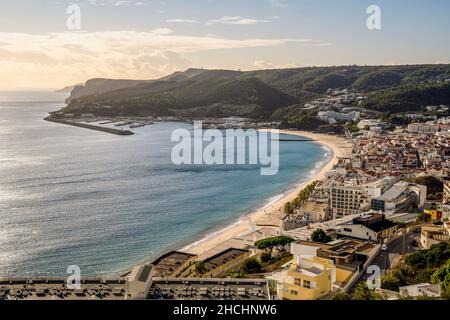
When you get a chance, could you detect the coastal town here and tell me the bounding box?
[3,97,450,301]
[1,2,450,318]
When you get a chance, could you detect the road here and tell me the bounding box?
[358,233,421,284]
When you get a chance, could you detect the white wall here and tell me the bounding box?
[338,224,378,241]
[290,243,319,260]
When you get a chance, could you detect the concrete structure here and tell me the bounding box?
[127,265,155,299]
[399,283,442,298]
[371,182,426,215]
[330,186,369,219]
[300,200,328,223]
[148,278,270,300]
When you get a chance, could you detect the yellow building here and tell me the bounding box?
[279,256,353,300]
[268,238,378,300]
[423,209,443,221]
[424,202,444,221]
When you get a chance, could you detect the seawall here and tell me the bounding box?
[44,117,135,136]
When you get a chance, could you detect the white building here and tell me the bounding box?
[407,123,440,133]
[337,213,398,242]
[357,119,385,130]
[371,182,426,215]
[330,186,369,219]
[420,224,450,249]
[318,111,360,124]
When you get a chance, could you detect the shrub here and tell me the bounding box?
[405,242,450,269]
[241,258,262,274]
[261,253,273,264]
[431,259,450,292]
[194,261,207,275]
[381,269,407,291]
[311,229,332,243]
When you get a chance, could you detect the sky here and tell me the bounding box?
[0,0,449,89]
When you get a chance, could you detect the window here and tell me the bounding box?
[343,228,352,233]
[294,279,301,286]
[290,290,298,296]
[303,281,311,289]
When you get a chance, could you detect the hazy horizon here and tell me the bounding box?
[3,62,450,92]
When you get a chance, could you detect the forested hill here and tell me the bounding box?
[62,64,450,120]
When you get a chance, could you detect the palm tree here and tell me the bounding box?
[352,282,381,300]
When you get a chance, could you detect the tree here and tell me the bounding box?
[284,202,294,215]
[241,258,262,274]
[381,269,407,291]
[417,212,432,223]
[254,236,295,256]
[352,282,382,300]
[442,285,450,300]
[345,121,360,134]
[283,181,319,215]
[194,261,207,275]
[406,242,450,269]
[311,229,332,243]
[261,252,273,264]
[431,259,450,293]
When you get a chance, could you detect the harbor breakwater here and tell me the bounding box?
[44,117,135,136]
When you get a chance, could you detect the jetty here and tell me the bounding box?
[44,117,135,136]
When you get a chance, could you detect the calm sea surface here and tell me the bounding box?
[0,91,329,276]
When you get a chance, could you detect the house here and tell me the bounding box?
[279,256,336,300]
[420,223,450,249]
[337,213,398,242]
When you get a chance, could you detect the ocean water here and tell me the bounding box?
[0,91,330,276]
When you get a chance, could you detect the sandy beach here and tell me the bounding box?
[181,130,352,257]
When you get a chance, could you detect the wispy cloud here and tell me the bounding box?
[268,0,288,8]
[167,19,198,23]
[254,60,302,70]
[206,16,271,26]
[0,30,318,88]
[86,0,149,5]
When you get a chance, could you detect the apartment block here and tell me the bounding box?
[330,186,369,219]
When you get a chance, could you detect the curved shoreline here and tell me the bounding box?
[179,130,352,257]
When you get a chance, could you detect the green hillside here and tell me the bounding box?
[62,64,450,120]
